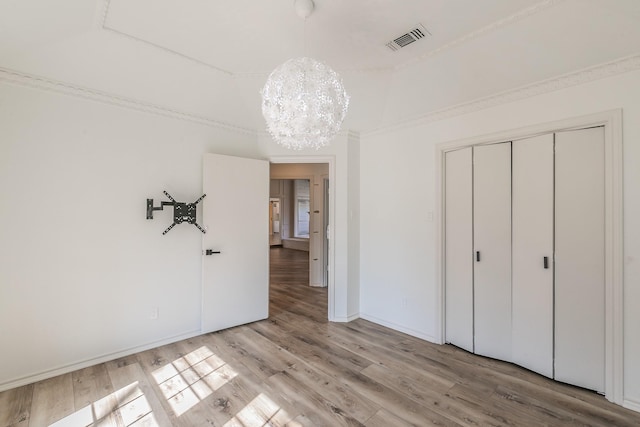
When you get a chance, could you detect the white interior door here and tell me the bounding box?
[444,147,474,352]
[473,142,512,361]
[201,153,269,333]
[512,134,554,378]
[554,127,605,392]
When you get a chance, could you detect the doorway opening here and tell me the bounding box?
[270,179,312,251]
[268,160,333,321]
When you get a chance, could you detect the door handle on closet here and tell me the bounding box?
[543,256,549,269]
[476,251,480,262]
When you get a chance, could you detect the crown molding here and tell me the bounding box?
[346,130,361,140]
[0,67,257,135]
[363,53,640,137]
[3,52,638,140]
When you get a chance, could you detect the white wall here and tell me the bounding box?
[0,79,360,389]
[360,69,640,409]
[0,81,261,389]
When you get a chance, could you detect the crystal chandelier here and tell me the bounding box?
[261,0,349,150]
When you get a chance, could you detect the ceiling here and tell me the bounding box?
[1,0,639,134]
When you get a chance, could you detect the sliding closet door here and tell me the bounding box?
[444,147,474,352]
[554,127,605,392]
[473,143,512,360]
[512,134,554,378]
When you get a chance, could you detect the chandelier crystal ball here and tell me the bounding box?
[261,56,349,150]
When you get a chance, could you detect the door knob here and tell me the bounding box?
[205,249,221,256]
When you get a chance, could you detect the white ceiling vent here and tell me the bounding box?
[386,24,430,52]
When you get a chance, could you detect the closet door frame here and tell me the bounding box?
[435,109,623,405]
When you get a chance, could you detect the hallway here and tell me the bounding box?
[269,247,327,324]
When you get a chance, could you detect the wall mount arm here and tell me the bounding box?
[146,191,206,235]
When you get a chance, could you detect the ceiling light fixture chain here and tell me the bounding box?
[261,0,349,150]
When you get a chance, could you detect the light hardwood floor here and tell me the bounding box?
[2,247,639,426]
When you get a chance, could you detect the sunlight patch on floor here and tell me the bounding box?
[152,345,237,417]
[222,393,292,427]
[49,381,158,427]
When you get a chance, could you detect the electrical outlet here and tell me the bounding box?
[401,298,408,308]
[150,306,159,320]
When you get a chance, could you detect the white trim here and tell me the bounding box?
[434,141,446,345]
[624,399,640,413]
[0,67,255,135]
[360,313,438,342]
[269,156,337,322]
[2,53,638,141]
[366,54,640,137]
[0,329,201,393]
[608,110,625,405]
[333,313,361,323]
[435,109,624,405]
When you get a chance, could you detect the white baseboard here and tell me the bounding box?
[282,238,309,252]
[623,398,640,413]
[332,313,360,323]
[359,313,438,343]
[0,329,202,393]
[309,283,326,288]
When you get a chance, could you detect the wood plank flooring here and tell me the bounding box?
[2,247,640,426]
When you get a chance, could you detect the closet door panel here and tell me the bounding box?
[444,147,474,352]
[512,134,554,378]
[554,127,605,392]
[473,143,512,360]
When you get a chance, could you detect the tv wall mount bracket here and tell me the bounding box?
[146,191,206,235]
